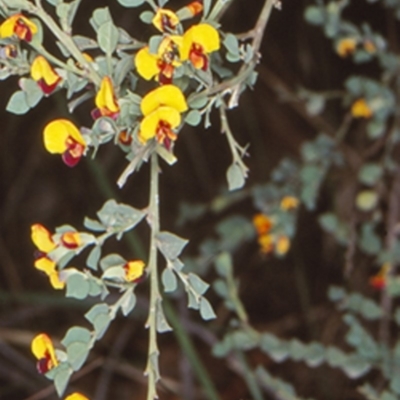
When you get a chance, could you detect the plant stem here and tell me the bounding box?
[235,351,264,400]
[145,153,161,400]
[24,1,101,85]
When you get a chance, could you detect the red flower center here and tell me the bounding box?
[156,120,177,150]
[189,43,208,71]
[36,352,52,374]
[62,137,85,167]
[15,18,32,42]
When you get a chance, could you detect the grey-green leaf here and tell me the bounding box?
[199,297,216,320]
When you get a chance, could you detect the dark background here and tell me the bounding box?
[0,0,387,399]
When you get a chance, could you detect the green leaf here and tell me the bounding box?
[121,291,136,316]
[84,217,105,232]
[97,200,145,231]
[140,11,154,24]
[325,346,346,367]
[188,95,208,109]
[93,313,111,339]
[6,91,30,115]
[66,341,90,371]
[226,163,245,191]
[359,223,382,255]
[46,0,62,5]
[215,252,233,277]
[117,0,145,7]
[90,7,112,31]
[156,300,172,332]
[203,0,211,17]
[342,354,371,378]
[19,78,43,107]
[101,266,126,281]
[62,327,91,347]
[86,245,101,270]
[100,253,126,270]
[358,163,383,186]
[188,273,209,295]
[161,268,178,292]
[260,334,289,362]
[304,342,325,367]
[185,110,202,126]
[328,286,346,302]
[97,21,119,54]
[223,33,240,56]
[53,364,73,397]
[148,35,163,54]
[304,6,325,25]
[85,303,111,339]
[66,273,90,299]
[199,297,216,320]
[156,231,188,260]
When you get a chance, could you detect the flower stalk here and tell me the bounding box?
[145,152,162,400]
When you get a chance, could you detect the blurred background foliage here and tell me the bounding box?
[1,0,398,399]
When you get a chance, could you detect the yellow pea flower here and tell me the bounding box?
[280,196,299,211]
[92,76,120,119]
[181,23,220,70]
[31,56,61,95]
[252,213,274,236]
[152,8,180,32]
[276,236,290,256]
[351,98,373,119]
[31,333,58,374]
[185,1,203,16]
[61,232,81,249]
[336,38,357,57]
[135,36,182,84]
[0,14,37,42]
[141,84,188,116]
[65,394,89,400]
[124,260,146,282]
[258,234,274,254]
[43,119,86,167]
[139,85,188,147]
[31,224,56,253]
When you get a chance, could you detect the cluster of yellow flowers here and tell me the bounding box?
[336,37,377,58]
[252,196,299,256]
[0,2,220,166]
[31,223,146,289]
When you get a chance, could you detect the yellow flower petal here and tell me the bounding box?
[31,224,56,253]
[276,236,290,255]
[31,56,59,85]
[351,98,373,119]
[49,272,65,290]
[152,8,179,32]
[0,14,37,41]
[181,23,220,61]
[336,38,357,57]
[43,119,85,154]
[141,85,187,116]
[65,394,89,400]
[30,55,61,94]
[34,257,56,275]
[139,106,181,142]
[252,214,273,236]
[135,47,160,81]
[31,333,58,368]
[61,232,81,249]
[95,76,120,116]
[280,196,299,211]
[258,234,274,254]
[124,260,146,282]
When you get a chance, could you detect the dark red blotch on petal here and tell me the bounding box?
[15,18,32,42]
[37,78,61,95]
[36,357,51,374]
